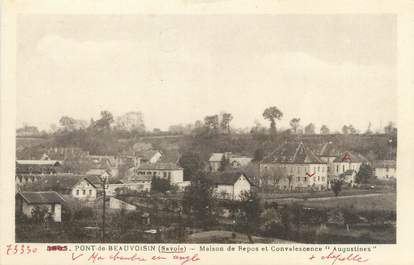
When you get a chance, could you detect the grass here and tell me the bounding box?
[297,193,396,211]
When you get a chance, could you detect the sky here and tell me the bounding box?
[17,14,397,132]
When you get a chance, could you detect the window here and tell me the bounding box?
[342,165,345,172]
[163,172,167,178]
[336,165,339,172]
[318,176,320,181]
[76,189,79,195]
[82,190,86,195]
[318,166,320,172]
[313,177,316,182]
[304,177,307,181]
[322,177,325,181]
[89,190,92,195]
[297,177,300,181]
[168,172,171,178]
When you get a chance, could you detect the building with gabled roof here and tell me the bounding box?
[207,172,252,200]
[208,152,252,172]
[317,142,342,177]
[71,175,104,201]
[373,160,396,181]
[16,191,65,222]
[332,151,368,177]
[260,142,328,191]
[134,162,183,185]
[136,150,162,164]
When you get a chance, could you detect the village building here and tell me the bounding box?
[332,151,368,176]
[208,152,252,172]
[16,160,63,185]
[89,155,118,177]
[134,162,184,185]
[16,191,65,222]
[338,170,358,187]
[71,175,103,200]
[107,177,152,195]
[317,142,341,177]
[136,150,163,164]
[373,160,396,181]
[260,142,328,191]
[208,152,232,172]
[208,172,253,200]
[229,155,253,169]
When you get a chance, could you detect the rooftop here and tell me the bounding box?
[16,160,62,166]
[207,171,252,186]
[137,162,182,171]
[86,169,110,176]
[372,160,396,168]
[209,153,225,162]
[318,142,341,157]
[18,191,65,204]
[262,142,323,164]
[333,151,369,163]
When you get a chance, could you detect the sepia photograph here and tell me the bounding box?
[14,14,397,245]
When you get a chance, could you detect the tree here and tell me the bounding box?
[263,106,283,135]
[365,122,373,135]
[331,179,344,197]
[261,166,286,190]
[204,115,219,135]
[304,123,316,134]
[31,206,49,224]
[348,124,357,134]
[252,148,265,162]
[234,191,263,243]
[94,111,114,132]
[384,121,396,135]
[355,164,374,184]
[342,125,350,135]
[115,111,145,132]
[151,177,172,193]
[59,116,77,131]
[218,155,230,172]
[220,113,233,134]
[289,118,300,134]
[320,125,330,135]
[182,173,216,228]
[178,152,204,181]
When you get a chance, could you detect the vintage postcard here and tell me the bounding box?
[1,0,414,264]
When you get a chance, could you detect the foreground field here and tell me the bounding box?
[296,193,396,211]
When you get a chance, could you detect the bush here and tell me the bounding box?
[73,207,95,221]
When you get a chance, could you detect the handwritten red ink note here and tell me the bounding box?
[341,153,351,162]
[6,244,38,255]
[309,251,368,265]
[109,251,146,262]
[306,172,316,177]
[67,251,200,264]
[173,253,200,265]
[71,252,84,261]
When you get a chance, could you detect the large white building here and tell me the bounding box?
[260,142,328,191]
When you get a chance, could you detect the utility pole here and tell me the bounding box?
[100,175,107,243]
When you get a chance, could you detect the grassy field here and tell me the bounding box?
[290,193,396,211]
